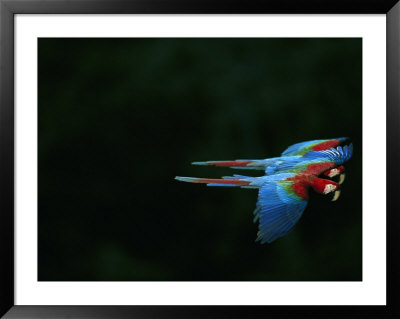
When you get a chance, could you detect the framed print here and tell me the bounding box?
[1,0,399,318]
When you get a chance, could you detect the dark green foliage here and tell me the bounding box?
[38,38,362,281]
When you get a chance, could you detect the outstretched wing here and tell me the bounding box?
[253,178,308,243]
[296,144,353,176]
[281,137,348,156]
[263,143,353,176]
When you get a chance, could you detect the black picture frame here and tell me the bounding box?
[1,0,399,318]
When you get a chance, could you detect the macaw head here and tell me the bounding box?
[311,178,341,201]
[323,165,346,184]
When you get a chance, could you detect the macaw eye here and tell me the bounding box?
[323,184,337,194]
[324,166,345,180]
[325,168,339,178]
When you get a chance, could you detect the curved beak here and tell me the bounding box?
[339,173,346,185]
[331,190,341,201]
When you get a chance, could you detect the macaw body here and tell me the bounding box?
[193,137,348,178]
[176,172,340,243]
[175,138,353,243]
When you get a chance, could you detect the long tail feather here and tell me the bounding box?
[191,160,265,170]
[175,176,251,186]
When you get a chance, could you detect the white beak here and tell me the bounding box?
[332,190,341,201]
[339,173,346,185]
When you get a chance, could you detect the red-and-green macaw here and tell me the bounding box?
[175,139,353,243]
[192,137,348,182]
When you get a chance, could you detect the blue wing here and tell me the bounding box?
[253,179,308,243]
[264,156,305,174]
[267,144,353,176]
[281,137,348,156]
[303,144,353,166]
[262,143,353,176]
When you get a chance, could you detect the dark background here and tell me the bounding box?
[38,38,362,281]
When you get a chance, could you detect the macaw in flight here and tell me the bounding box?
[175,138,353,243]
[192,137,348,184]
